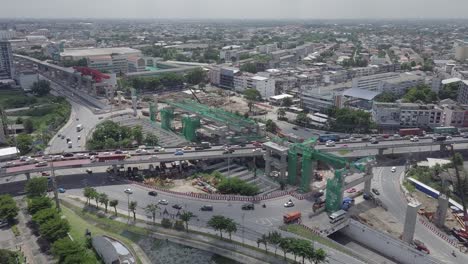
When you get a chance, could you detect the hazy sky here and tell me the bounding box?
[1,0,468,19]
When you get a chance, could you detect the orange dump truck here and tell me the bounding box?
[283,211,301,224]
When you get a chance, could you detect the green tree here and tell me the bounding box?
[439,82,460,100]
[0,249,18,264]
[260,234,268,252]
[185,68,206,85]
[329,107,374,133]
[0,195,19,222]
[28,197,52,214]
[90,189,99,208]
[161,218,172,228]
[403,84,438,103]
[23,118,34,133]
[16,133,33,155]
[98,193,109,213]
[109,199,119,216]
[410,61,417,67]
[375,91,398,103]
[282,97,293,107]
[179,211,194,232]
[31,80,51,96]
[309,248,327,264]
[295,112,310,126]
[129,201,137,221]
[51,238,85,263]
[83,187,96,205]
[145,204,159,224]
[25,177,48,197]
[39,217,70,242]
[132,126,143,145]
[277,108,286,120]
[225,220,237,240]
[207,215,227,238]
[279,238,293,260]
[247,101,254,113]
[32,208,58,225]
[265,119,277,133]
[244,88,261,101]
[240,63,258,74]
[144,132,159,146]
[267,231,282,256]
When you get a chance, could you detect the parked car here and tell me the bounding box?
[241,203,255,210]
[372,188,380,195]
[58,188,66,193]
[63,152,74,157]
[200,205,213,211]
[124,188,133,194]
[391,167,396,173]
[148,191,158,196]
[158,199,169,205]
[284,201,295,208]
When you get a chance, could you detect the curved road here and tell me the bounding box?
[375,165,467,264]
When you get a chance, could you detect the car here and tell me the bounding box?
[35,161,47,167]
[183,146,192,150]
[148,191,158,196]
[102,152,111,155]
[4,161,16,168]
[19,156,29,161]
[342,144,348,148]
[410,136,419,142]
[41,172,50,176]
[86,169,93,174]
[136,149,148,154]
[124,188,133,194]
[346,188,356,193]
[150,155,158,160]
[25,158,38,164]
[63,152,74,157]
[372,188,380,195]
[58,188,66,193]
[115,150,123,154]
[76,117,79,121]
[447,135,453,140]
[174,150,184,156]
[61,135,65,139]
[239,143,246,147]
[89,151,98,156]
[241,203,254,210]
[223,149,234,154]
[172,204,183,210]
[292,126,298,130]
[284,201,295,207]
[158,199,169,205]
[371,140,379,144]
[391,167,396,173]
[98,116,104,120]
[252,148,262,152]
[200,205,213,211]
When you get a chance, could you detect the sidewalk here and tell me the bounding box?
[64,195,364,264]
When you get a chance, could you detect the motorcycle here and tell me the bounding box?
[262,204,266,208]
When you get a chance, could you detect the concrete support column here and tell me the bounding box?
[434,194,449,227]
[364,177,372,194]
[280,154,287,179]
[264,150,272,177]
[378,148,384,155]
[402,202,421,244]
[132,96,138,117]
[112,164,118,174]
[25,172,31,180]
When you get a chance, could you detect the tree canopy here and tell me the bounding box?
[16,133,33,155]
[31,80,51,97]
[0,195,18,222]
[374,91,398,103]
[240,63,259,74]
[329,107,374,133]
[244,88,262,101]
[439,82,460,101]
[87,121,144,150]
[25,177,48,198]
[185,68,206,85]
[402,84,438,103]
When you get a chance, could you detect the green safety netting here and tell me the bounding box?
[160,108,174,130]
[182,116,200,142]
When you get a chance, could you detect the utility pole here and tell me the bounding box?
[50,161,61,211]
[242,213,245,245]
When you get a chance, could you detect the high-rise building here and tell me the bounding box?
[454,39,468,61]
[0,40,14,80]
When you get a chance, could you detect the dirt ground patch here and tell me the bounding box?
[412,191,462,230]
[352,200,403,238]
[169,179,206,194]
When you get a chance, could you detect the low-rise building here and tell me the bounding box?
[92,236,135,264]
[18,71,38,91]
[372,102,443,130]
[441,103,468,127]
[300,83,349,113]
[352,72,399,91]
[457,80,468,105]
[378,74,425,96]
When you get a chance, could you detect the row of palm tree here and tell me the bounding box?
[257,231,327,264]
[207,215,238,240]
[83,187,115,214]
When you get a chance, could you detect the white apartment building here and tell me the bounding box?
[441,103,468,127]
[249,75,275,98]
[352,72,400,91]
[0,30,16,40]
[372,102,443,130]
[18,71,38,91]
[454,39,468,61]
[208,67,220,86]
[349,66,378,78]
[378,74,425,96]
[458,80,468,105]
[257,43,278,54]
[219,45,241,62]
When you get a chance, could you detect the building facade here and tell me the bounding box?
[18,71,38,91]
[0,41,15,80]
[454,39,468,61]
[372,102,443,130]
[378,74,425,96]
[351,72,399,91]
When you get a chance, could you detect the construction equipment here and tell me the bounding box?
[73,66,110,83]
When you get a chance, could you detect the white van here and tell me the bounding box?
[329,210,347,224]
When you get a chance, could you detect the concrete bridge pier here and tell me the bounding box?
[280,153,287,178]
[378,148,384,155]
[25,172,31,180]
[402,201,421,244]
[264,149,272,177]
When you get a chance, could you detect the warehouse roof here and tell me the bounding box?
[343,88,381,100]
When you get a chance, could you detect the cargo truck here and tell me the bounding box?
[283,211,301,224]
[399,128,424,137]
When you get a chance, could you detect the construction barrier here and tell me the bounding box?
[418,218,459,247]
[129,180,312,202]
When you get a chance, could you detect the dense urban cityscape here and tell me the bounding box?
[1,1,468,264]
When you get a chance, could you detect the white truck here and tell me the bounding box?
[76,124,83,132]
[68,141,72,148]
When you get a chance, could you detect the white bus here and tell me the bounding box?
[76,124,83,132]
[329,210,347,224]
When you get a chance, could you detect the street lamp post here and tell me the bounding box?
[242,213,245,245]
[50,161,61,211]
[126,192,131,222]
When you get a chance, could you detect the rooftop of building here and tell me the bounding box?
[442,77,462,85]
[382,73,424,84]
[251,75,268,81]
[60,47,141,57]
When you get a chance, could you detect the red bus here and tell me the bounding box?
[97,154,127,162]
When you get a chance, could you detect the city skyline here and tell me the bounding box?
[2,0,468,20]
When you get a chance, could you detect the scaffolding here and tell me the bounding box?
[160,108,174,130]
[182,115,200,142]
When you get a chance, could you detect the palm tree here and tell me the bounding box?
[98,193,109,213]
[248,101,254,113]
[179,211,194,232]
[145,204,159,224]
[310,248,327,264]
[225,220,237,240]
[83,187,95,205]
[267,231,282,256]
[129,201,137,221]
[261,234,268,252]
[109,200,119,216]
[207,215,226,238]
[256,237,262,248]
[279,238,292,260]
[277,108,286,120]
